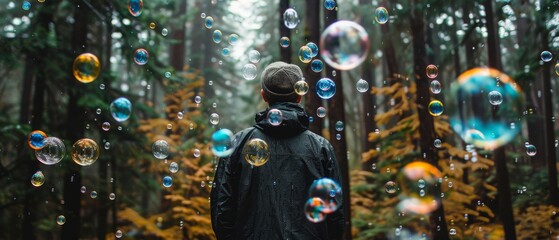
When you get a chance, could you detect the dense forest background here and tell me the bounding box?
[1,0,559,239]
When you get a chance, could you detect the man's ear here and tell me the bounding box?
[261,89,269,103]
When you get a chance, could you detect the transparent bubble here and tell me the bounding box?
[267,109,283,126]
[488,90,503,106]
[335,121,344,131]
[115,230,123,238]
[109,193,116,200]
[160,28,168,36]
[73,53,101,83]
[555,63,559,77]
[294,80,309,96]
[228,34,239,45]
[304,197,326,223]
[31,171,45,187]
[128,0,143,17]
[101,122,111,131]
[335,133,342,140]
[221,48,230,56]
[177,112,184,120]
[35,137,66,165]
[210,113,220,125]
[201,13,206,18]
[397,162,442,214]
[306,42,319,57]
[104,142,110,150]
[324,0,336,10]
[298,46,313,63]
[194,96,202,104]
[163,176,173,188]
[541,50,553,62]
[28,130,47,150]
[71,138,100,166]
[280,37,290,48]
[311,59,324,72]
[385,181,397,194]
[434,139,442,148]
[375,7,389,24]
[448,68,524,150]
[248,50,261,63]
[242,63,257,80]
[133,48,149,65]
[320,20,370,70]
[449,228,457,236]
[56,215,66,225]
[428,100,444,116]
[152,140,169,159]
[205,16,214,29]
[316,78,336,99]
[526,144,537,156]
[149,22,156,29]
[426,64,438,79]
[164,71,172,78]
[242,138,270,167]
[356,79,369,93]
[110,97,132,122]
[430,80,441,94]
[212,30,222,43]
[308,178,342,214]
[22,1,31,10]
[211,129,234,157]
[99,84,105,90]
[81,186,87,193]
[90,191,98,198]
[317,107,327,118]
[169,162,179,173]
[283,8,299,29]
[193,148,201,158]
[418,179,426,188]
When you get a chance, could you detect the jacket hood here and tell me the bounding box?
[254,102,309,138]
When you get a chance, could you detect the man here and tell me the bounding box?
[211,61,344,240]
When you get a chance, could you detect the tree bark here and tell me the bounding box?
[304,0,324,135]
[483,0,517,239]
[409,1,449,239]
[279,0,291,63]
[170,0,187,71]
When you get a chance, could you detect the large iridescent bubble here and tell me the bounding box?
[110,97,132,122]
[211,129,235,157]
[320,20,370,71]
[397,162,442,215]
[316,78,336,99]
[308,178,342,214]
[35,137,66,165]
[448,68,524,150]
[242,138,270,167]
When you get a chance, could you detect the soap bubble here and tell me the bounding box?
[298,46,313,63]
[80,186,87,193]
[149,22,156,29]
[397,162,442,214]
[428,100,444,116]
[320,20,370,70]
[169,162,179,173]
[397,197,439,215]
[152,140,169,159]
[56,215,66,225]
[228,34,239,45]
[448,68,524,150]
[210,113,220,125]
[304,197,326,223]
[90,191,98,198]
[308,178,342,214]
[177,112,183,119]
[22,1,31,10]
[311,59,324,72]
[555,63,559,76]
[109,193,116,200]
[316,78,336,99]
[110,97,132,122]
[194,96,202,104]
[526,144,537,156]
[73,53,101,83]
[242,138,270,167]
[31,171,45,187]
[71,138,100,166]
[163,176,173,188]
[164,71,172,78]
[212,30,222,43]
[101,122,111,131]
[28,130,47,150]
[283,8,299,29]
[324,0,336,10]
[426,65,438,79]
[115,230,123,238]
[317,107,327,118]
[128,0,143,17]
[267,109,283,126]
[385,181,397,194]
[294,80,309,95]
[193,149,201,158]
[434,139,442,148]
[430,80,441,94]
[242,63,257,80]
[306,42,319,57]
[211,129,235,157]
[35,137,66,165]
[541,51,553,62]
[375,7,389,24]
[248,50,261,63]
[133,48,149,66]
[205,16,214,29]
[280,37,290,48]
[335,121,344,131]
[488,90,503,106]
[356,79,369,93]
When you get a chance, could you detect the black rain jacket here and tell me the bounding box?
[211,102,344,240]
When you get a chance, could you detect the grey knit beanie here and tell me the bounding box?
[260,61,302,103]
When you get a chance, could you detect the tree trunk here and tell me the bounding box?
[409,1,449,239]
[483,0,517,239]
[323,8,351,240]
[304,0,324,135]
[170,0,187,71]
[279,0,291,63]
[461,1,476,69]
[189,1,203,69]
